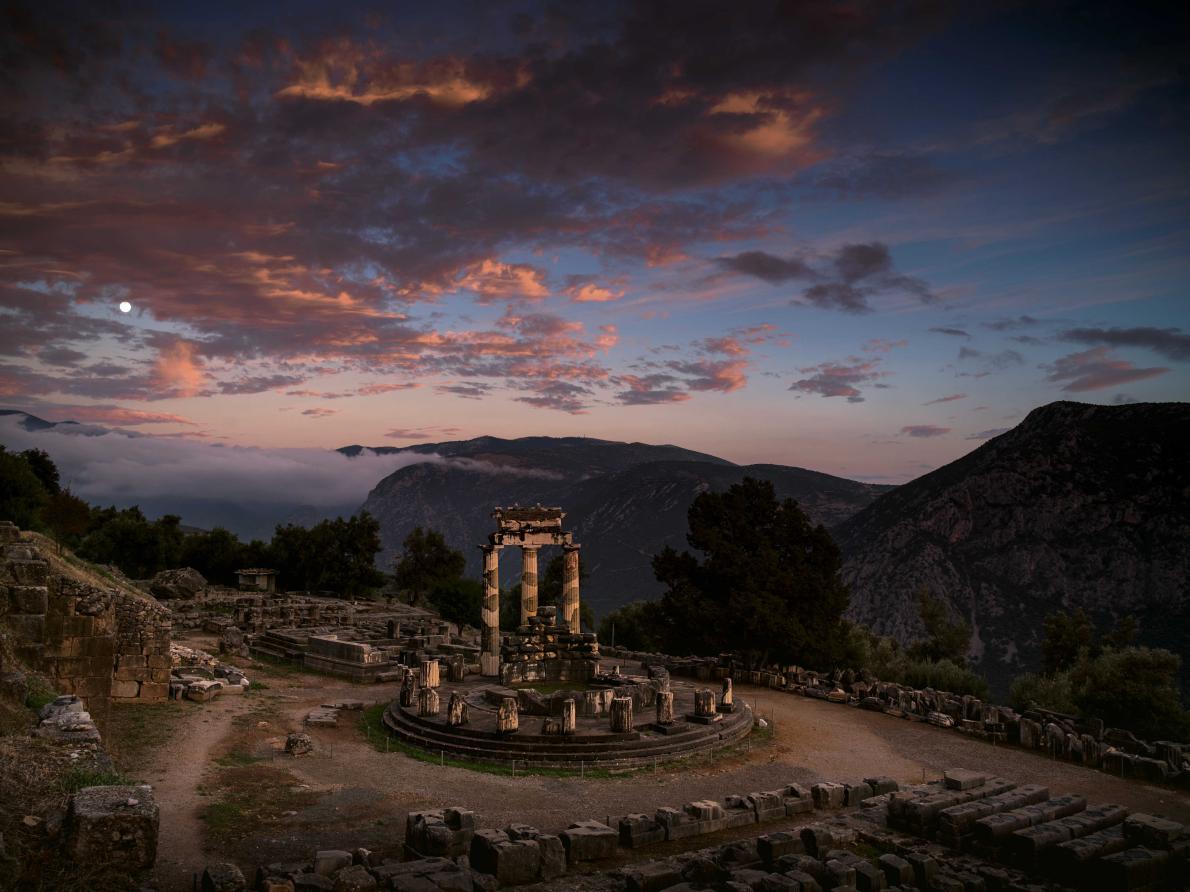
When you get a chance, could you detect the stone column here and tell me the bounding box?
[561,544,581,633]
[655,690,674,725]
[720,677,733,712]
[561,699,576,735]
[609,696,634,733]
[447,692,468,727]
[497,697,519,734]
[417,687,440,717]
[447,654,465,683]
[520,546,539,626]
[480,544,501,677]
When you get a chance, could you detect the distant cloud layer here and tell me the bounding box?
[0,415,428,510]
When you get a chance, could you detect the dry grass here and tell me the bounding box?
[105,701,201,776]
[19,532,153,604]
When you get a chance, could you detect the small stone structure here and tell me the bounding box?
[499,605,599,686]
[66,785,160,870]
[236,567,276,593]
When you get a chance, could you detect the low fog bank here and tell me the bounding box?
[0,414,438,538]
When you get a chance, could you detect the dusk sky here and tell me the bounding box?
[2,1,1188,483]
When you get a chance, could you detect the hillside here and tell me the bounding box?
[355,437,891,615]
[836,401,1190,694]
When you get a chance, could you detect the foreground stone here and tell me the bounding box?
[66,785,159,870]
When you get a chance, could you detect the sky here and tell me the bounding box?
[1,0,1188,484]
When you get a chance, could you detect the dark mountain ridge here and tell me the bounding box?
[355,436,891,615]
[837,400,1190,695]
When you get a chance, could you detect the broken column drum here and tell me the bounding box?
[447,692,468,727]
[656,690,675,724]
[609,696,634,733]
[694,689,717,717]
[497,696,519,734]
[561,698,576,735]
[721,677,733,708]
[418,687,440,717]
[400,671,417,707]
[421,659,440,689]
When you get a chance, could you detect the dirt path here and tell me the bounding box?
[130,652,1190,884]
[137,692,256,890]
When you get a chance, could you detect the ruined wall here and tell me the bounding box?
[0,522,117,731]
[111,592,171,701]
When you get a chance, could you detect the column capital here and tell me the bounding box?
[563,542,581,551]
[521,544,541,552]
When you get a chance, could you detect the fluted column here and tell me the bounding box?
[520,546,539,625]
[561,544,581,633]
[480,544,501,676]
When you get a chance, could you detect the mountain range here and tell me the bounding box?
[350,436,892,610]
[837,401,1190,694]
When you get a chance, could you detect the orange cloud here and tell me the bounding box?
[456,259,550,302]
[151,340,207,397]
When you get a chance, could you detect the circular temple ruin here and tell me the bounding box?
[381,506,754,767]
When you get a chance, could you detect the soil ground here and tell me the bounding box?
[107,634,1190,891]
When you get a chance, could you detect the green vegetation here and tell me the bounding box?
[1010,609,1190,740]
[23,677,58,712]
[605,478,851,668]
[844,621,989,699]
[395,527,467,607]
[54,767,132,793]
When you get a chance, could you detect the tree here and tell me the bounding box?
[598,601,665,651]
[0,446,50,528]
[650,477,851,668]
[179,527,250,586]
[41,488,91,553]
[1071,647,1190,741]
[18,449,60,495]
[907,590,972,664]
[393,527,466,606]
[1041,608,1093,675]
[428,578,484,631]
[271,513,386,597]
[1101,614,1138,652]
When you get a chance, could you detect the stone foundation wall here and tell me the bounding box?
[111,592,172,701]
[0,523,118,731]
[603,645,1190,791]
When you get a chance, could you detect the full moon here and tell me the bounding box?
[118,301,132,313]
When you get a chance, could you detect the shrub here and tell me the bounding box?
[1009,670,1077,715]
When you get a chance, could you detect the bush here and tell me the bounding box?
[1070,646,1190,741]
[1009,671,1077,715]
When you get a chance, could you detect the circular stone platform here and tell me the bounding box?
[382,672,754,769]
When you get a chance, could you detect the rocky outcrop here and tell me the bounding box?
[148,566,207,600]
[837,401,1190,693]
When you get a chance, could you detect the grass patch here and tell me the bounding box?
[106,701,198,774]
[54,767,132,793]
[200,764,320,844]
[23,677,58,712]
[248,680,269,691]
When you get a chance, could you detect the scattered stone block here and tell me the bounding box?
[811,782,845,810]
[305,707,339,727]
[1124,813,1183,849]
[66,785,159,870]
[943,768,987,790]
[202,862,247,892]
[618,813,666,847]
[757,831,804,863]
[560,820,617,862]
[877,853,913,886]
[286,732,314,756]
[853,859,886,891]
[845,782,873,806]
[314,850,353,877]
[625,860,681,892]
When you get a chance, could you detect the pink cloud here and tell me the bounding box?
[901,424,950,438]
[1043,347,1167,392]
